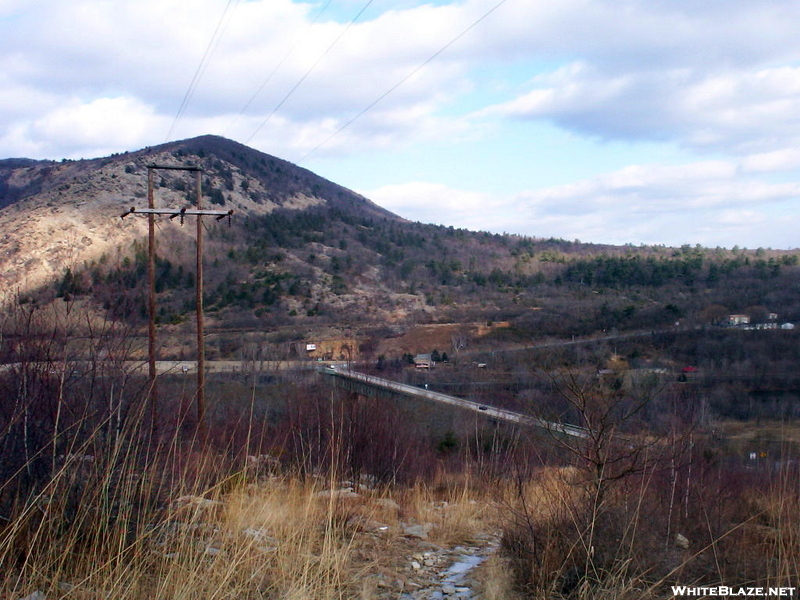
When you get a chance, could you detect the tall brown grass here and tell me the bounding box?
[2,418,798,599]
[497,454,800,599]
[2,301,798,598]
[0,444,515,599]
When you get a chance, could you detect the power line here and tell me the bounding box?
[223,0,333,138]
[297,0,509,163]
[245,0,375,145]
[120,165,234,438]
[165,0,240,142]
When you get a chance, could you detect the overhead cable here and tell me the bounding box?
[297,0,509,163]
[245,0,375,145]
[165,0,240,142]
[223,0,333,137]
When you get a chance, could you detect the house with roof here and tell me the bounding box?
[726,314,750,327]
[414,353,434,369]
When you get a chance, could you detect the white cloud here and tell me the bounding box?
[482,62,800,153]
[3,0,800,248]
[528,161,800,215]
[362,181,521,233]
[364,181,488,218]
[365,158,800,249]
[10,96,165,159]
[742,148,800,173]
[6,0,800,158]
[0,0,484,158]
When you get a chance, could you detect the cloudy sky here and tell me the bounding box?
[2,0,800,249]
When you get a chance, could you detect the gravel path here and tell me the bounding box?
[399,536,500,600]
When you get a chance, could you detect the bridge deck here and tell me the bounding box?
[320,367,588,439]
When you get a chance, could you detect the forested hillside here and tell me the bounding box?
[2,137,800,600]
[64,202,800,351]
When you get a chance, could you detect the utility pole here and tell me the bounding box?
[121,164,233,437]
[147,167,157,434]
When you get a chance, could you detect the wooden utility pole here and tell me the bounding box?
[121,164,232,437]
[194,168,206,433]
[147,168,157,434]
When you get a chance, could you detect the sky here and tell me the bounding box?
[2,0,800,249]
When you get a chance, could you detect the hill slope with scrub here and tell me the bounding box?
[2,135,799,352]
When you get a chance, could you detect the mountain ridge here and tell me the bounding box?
[0,135,398,297]
[2,135,799,351]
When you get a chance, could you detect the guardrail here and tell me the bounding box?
[320,367,588,439]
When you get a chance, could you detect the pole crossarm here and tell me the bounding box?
[145,163,202,172]
[118,163,233,439]
[120,207,234,221]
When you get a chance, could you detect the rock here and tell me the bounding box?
[18,592,46,600]
[172,495,223,512]
[375,498,402,512]
[358,473,378,489]
[245,454,280,475]
[402,522,434,539]
[675,533,690,549]
[242,527,274,542]
[173,495,208,506]
[400,534,500,600]
[346,515,390,533]
[314,487,359,499]
[411,560,422,570]
[242,528,279,552]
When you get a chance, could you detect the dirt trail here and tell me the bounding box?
[396,534,500,600]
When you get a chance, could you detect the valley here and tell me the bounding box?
[1,136,799,599]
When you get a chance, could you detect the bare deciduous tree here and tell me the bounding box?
[450,329,469,363]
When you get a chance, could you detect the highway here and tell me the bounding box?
[320,367,589,439]
[0,358,586,439]
[0,359,323,377]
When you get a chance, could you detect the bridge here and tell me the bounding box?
[319,367,588,439]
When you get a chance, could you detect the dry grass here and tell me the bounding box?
[3,450,799,600]
[0,457,508,599]
[2,473,360,598]
[475,554,524,600]
[2,404,798,600]
[718,419,800,445]
[398,471,500,546]
[493,459,800,600]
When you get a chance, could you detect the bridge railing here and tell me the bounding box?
[319,366,588,439]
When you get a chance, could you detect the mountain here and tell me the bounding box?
[0,135,395,297]
[2,135,799,356]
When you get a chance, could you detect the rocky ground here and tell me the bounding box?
[9,466,511,600]
[311,481,505,600]
[395,536,501,600]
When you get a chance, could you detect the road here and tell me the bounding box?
[320,367,589,439]
[0,358,331,377]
